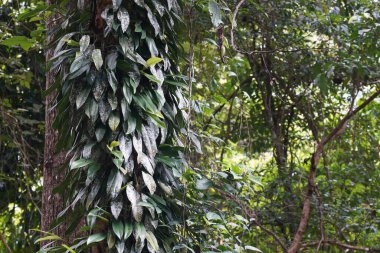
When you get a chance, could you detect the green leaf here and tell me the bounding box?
[146,111,165,128]
[76,88,91,109]
[165,80,187,88]
[85,98,99,122]
[195,178,212,190]
[143,72,161,84]
[70,159,93,170]
[107,230,116,249]
[245,246,263,252]
[69,55,89,75]
[86,180,101,209]
[1,36,35,51]
[87,164,101,180]
[95,127,106,142]
[206,212,221,221]
[112,220,124,240]
[92,49,103,70]
[35,235,62,243]
[61,244,76,253]
[208,0,223,28]
[124,222,133,240]
[107,70,118,93]
[87,233,106,245]
[146,57,163,67]
[127,116,136,134]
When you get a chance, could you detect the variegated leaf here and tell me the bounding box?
[160,127,167,144]
[107,91,118,110]
[112,0,122,9]
[92,49,103,70]
[147,118,159,139]
[117,8,130,33]
[79,35,90,53]
[99,100,111,124]
[142,171,156,195]
[133,133,143,163]
[158,181,173,196]
[145,4,160,36]
[141,125,154,159]
[151,0,165,17]
[146,231,159,253]
[145,124,157,157]
[108,112,120,131]
[107,169,123,199]
[126,156,134,175]
[133,0,144,7]
[135,237,145,253]
[119,135,132,161]
[111,199,123,219]
[126,183,138,205]
[116,241,125,253]
[86,180,101,209]
[140,153,154,175]
[127,184,143,222]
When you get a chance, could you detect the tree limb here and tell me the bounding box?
[301,240,380,252]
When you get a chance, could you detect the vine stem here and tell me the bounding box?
[182,0,196,240]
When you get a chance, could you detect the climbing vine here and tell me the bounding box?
[43,0,198,252]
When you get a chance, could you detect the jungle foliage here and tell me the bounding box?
[0,0,379,253]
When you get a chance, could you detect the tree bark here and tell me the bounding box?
[41,0,66,239]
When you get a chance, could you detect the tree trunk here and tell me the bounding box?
[41,0,66,238]
[41,0,91,245]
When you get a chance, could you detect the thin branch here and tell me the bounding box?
[314,186,325,251]
[202,77,252,131]
[215,189,287,252]
[287,88,380,253]
[230,0,334,55]
[0,231,13,253]
[301,240,380,252]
